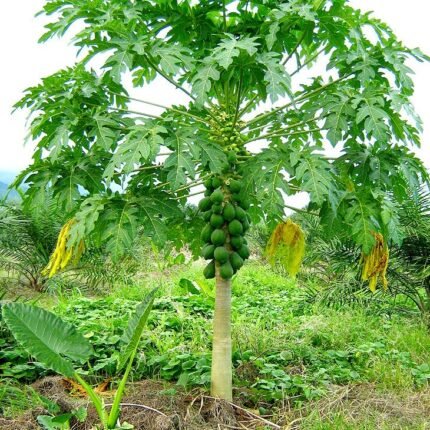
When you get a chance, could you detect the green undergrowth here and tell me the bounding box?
[1,261,430,419]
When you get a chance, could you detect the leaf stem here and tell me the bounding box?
[173,190,204,200]
[107,89,210,125]
[231,70,244,130]
[284,204,319,216]
[243,128,322,144]
[145,54,195,101]
[238,94,259,118]
[244,74,353,128]
[291,46,327,77]
[282,32,307,66]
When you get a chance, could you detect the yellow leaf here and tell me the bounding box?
[42,219,85,278]
[361,232,389,292]
[265,219,305,277]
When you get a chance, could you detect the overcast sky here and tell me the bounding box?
[1,0,429,183]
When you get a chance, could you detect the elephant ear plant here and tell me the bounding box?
[2,289,157,429]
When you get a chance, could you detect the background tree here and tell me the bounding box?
[14,0,429,400]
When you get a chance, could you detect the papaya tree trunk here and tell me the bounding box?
[211,264,232,401]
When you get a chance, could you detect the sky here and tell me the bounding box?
[0,0,429,184]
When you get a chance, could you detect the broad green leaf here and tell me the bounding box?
[257,53,291,102]
[293,151,335,206]
[2,303,93,378]
[164,130,197,190]
[100,201,139,261]
[138,194,183,246]
[321,93,354,146]
[212,35,259,69]
[103,50,134,83]
[191,61,220,104]
[90,114,119,151]
[104,123,166,180]
[118,288,157,371]
[354,94,390,142]
[198,140,228,173]
[344,193,380,253]
[150,43,194,74]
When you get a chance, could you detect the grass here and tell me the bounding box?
[1,260,429,428]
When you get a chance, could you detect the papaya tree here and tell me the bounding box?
[15,0,429,400]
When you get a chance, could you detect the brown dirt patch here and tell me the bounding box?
[13,377,276,429]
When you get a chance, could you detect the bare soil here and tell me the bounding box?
[1,378,429,429]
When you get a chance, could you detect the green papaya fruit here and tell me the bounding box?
[239,197,250,210]
[230,235,243,250]
[235,206,246,221]
[198,197,212,211]
[201,224,213,243]
[238,244,250,260]
[203,261,216,279]
[203,210,212,222]
[210,213,224,228]
[220,261,234,279]
[223,203,236,221]
[204,189,211,197]
[229,179,242,194]
[211,229,226,246]
[228,219,243,236]
[231,193,241,203]
[242,218,250,232]
[204,178,213,189]
[227,151,237,165]
[210,189,224,204]
[214,246,229,263]
[212,204,223,214]
[230,252,244,270]
[201,244,215,260]
[211,177,222,189]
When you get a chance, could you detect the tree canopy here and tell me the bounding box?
[15,0,429,259]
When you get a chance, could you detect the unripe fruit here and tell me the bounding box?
[220,261,234,279]
[228,219,243,236]
[199,197,212,211]
[201,224,213,243]
[212,203,223,214]
[204,261,216,279]
[211,229,226,246]
[214,246,229,263]
[210,189,224,204]
[212,177,222,189]
[222,203,236,221]
[203,210,212,222]
[201,244,215,260]
[229,179,242,193]
[232,193,241,203]
[210,213,224,228]
[230,252,244,270]
[239,197,250,210]
[238,244,250,259]
[204,178,213,189]
[230,235,243,250]
[227,151,237,165]
[235,206,246,221]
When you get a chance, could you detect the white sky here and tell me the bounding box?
[0,0,429,182]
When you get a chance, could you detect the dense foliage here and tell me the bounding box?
[14,0,429,262]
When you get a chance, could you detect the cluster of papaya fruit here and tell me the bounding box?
[198,176,251,280]
[207,111,249,156]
